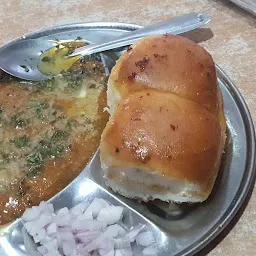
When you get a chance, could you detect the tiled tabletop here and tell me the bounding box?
[0,0,255,255]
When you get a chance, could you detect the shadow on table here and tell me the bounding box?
[181,28,214,43]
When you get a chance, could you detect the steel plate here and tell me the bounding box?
[0,22,255,256]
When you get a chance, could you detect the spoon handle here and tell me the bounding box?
[70,12,210,57]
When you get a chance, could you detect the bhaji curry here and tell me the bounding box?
[0,44,109,225]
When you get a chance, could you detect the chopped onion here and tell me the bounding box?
[115,248,134,256]
[142,244,158,255]
[70,202,89,216]
[86,198,110,218]
[126,224,145,242]
[46,223,57,236]
[104,224,126,238]
[22,198,157,255]
[97,206,123,225]
[76,230,101,244]
[136,231,155,247]
[114,237,131,249]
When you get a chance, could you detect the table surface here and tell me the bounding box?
[0,0,255,255]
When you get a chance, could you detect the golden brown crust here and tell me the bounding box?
[102,34,227,201]
[101,89,223,197]
[110,34,218,115]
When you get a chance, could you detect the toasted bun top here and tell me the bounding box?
[109,34,218,115]
[102,34,226,202]
[100,89,224,197]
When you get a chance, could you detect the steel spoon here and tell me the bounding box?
[0,12,210,81]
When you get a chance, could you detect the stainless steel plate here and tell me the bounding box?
[0,22,255,256]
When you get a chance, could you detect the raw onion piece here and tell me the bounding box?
[136,231,155,247]
[97,206,123,225]
[142,244,158,255]
[22,198,157,255]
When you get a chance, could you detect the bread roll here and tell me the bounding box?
[101,34,226,203]
[108,34,217,114]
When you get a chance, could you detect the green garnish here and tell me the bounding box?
[75,36,83,40]
[89,83,96,89]
[37,78,56,91]
[10,114,29,128]
[10,136,30,148]
[93,65,105,73]
[82,53,101,62]
[25,136,69,179]
[39,140,66,159]
[64,73,84,91]
[30,99,49,109]
[0,151,10,164]
[27,152,43,167]
[26,166,42,178]
[19,65,29,72]
[66,119,77,128]
[51,129,69,142]
[57,115,66,120]
[41,56,52,63]
[30,99,50,120]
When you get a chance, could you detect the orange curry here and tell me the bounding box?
[0,51,109,224]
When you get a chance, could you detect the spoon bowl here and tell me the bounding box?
[0,40,57,81]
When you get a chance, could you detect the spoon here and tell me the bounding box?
[0,12,210,81]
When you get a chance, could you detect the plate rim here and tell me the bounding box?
[180,65,256,255]
[0,21,255,256]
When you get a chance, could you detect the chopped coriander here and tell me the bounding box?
[57,115,66,120]
[10,136,30,148]
[89,83,96,89]
[93,65,105,73]
[0,152,10,163]
[65,74,83,91]
[30,99,49,120]
[82,53,101,62]
[26,166,41,178]
[75,36,83,40]
[30,99,49,110]
[41,56,52,63]
[37,78,56,91]
[67,119,77,128]
[10,114,29,128]
[19,65,29,72]
[27,152,43,167]
[39,140,66,159]
[51,129,69,142]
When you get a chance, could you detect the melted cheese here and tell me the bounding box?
[38,45,81,75]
